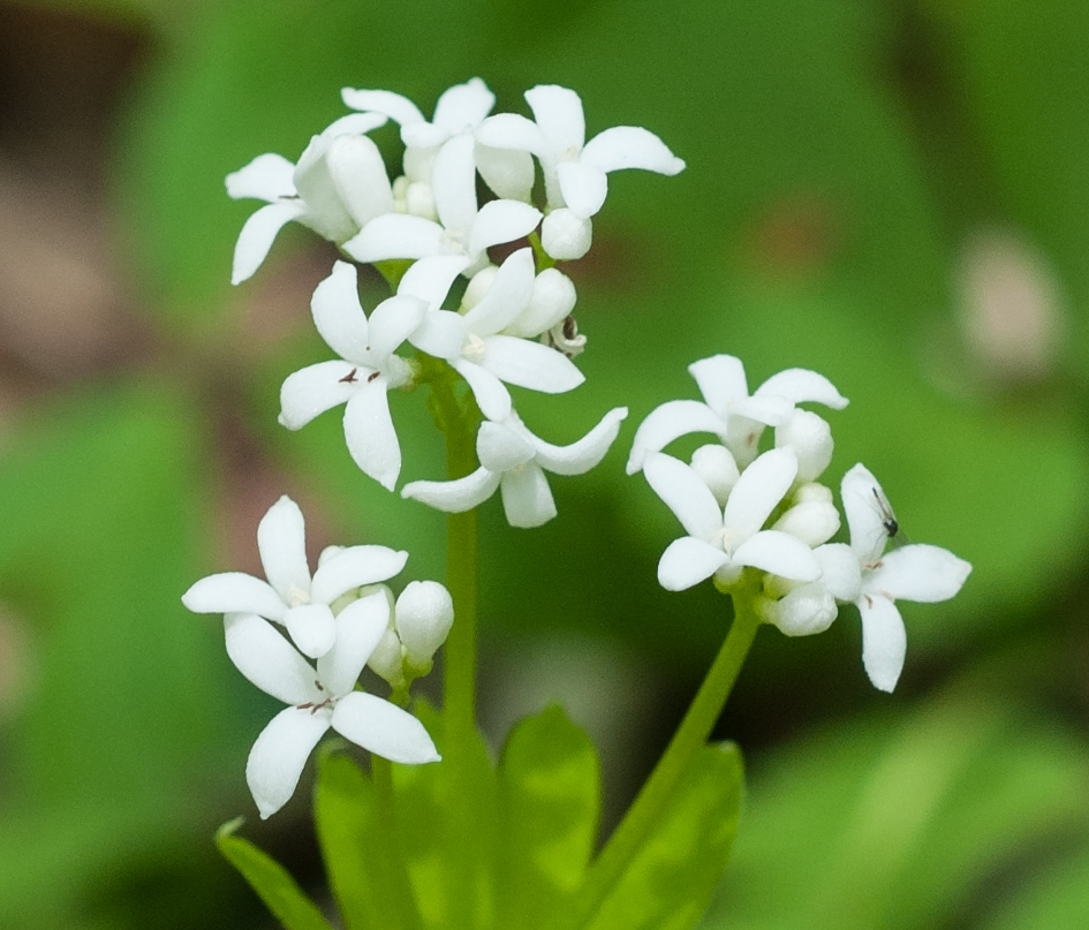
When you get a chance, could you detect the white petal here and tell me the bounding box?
[867,545,972,603]
[395,581,454,666]
[231,201,306,285]
[343,381,402,491]
[733,530,820,581]
[581,125,686,175]
[341,88,425,126]
[477,420,535,472]
[540,209,592,260]
[643,453,723,541]
[525,84,585,153]
[224,613,323,705]
[432,134,479,235]
[688,355,748,415]
[311,545,409,604]
[775,409,833,482]
[690,444,740,508]
[525,406,628,475]
[658,537,730,591]
[257,496,311,603]
[433,77,495,133]
[284,603,337,659]
[399,257,471,311]
[319,112,389,138]
[756,368,849,409]
[763,583,838,637]
[479,335,584,393]
[367,295,428,362]
[731,393,795,427]
[279,360,363,430]
[475,112,548,155]
[402,467,502,513]
[503,267,577,338]
[771,500,840,548]
[292,136,357,242]
[626,400,726,474]
[332,692,441,763]
[311,261,370,362]
[247,706,331,819]
[841,463,890,565]
[475,142,535,201]
[499,462,557,527]
[468,200,542,256]
[722,447,798,541]
[451,359,512,420]
[317,591,390,696]
[857,594,907,692]
[814,543,862,601]
[343,214,443,263]
[182,572,286,621]
[226,153,296,201]
[462,248,535,336]
[326,134,395,229]
[557,161,607,218]
[409,309,468,359]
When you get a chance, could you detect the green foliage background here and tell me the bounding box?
[1,0,1088,927]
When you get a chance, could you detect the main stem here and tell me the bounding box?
[567,588,763,929]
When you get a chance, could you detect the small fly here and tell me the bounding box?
[871,486,907,546]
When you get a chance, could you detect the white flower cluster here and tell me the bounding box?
[182,496,447,818]
[630,355,972,693]
[229,78,685,526]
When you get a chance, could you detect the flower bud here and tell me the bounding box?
[542,208,592,260]
[690,444,740,507]
[775,409,833,481]
[772,500,840,547]
[367,627,405,687]
[463,264,500,310]
[395,581,455,667]
[504,268,577,338]
[295,133,393,242]
[760,583,838,636]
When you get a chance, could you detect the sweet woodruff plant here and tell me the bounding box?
[182,78,971,930]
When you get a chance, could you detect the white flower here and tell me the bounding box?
[226,113,393,285]
[402,247,585,421]
[627,354,849,474]
[841,464,972,692]
[343,134,541,280]
[476,84,685,259]
[224,597,439,819]
[278,261,426,491]
[402,407,628,527]
[644,447,820,591]
[182,496,408,658]
[367,581,456,689]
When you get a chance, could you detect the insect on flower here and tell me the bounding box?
[871,486,907,546]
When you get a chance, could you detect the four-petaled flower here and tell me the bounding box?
[224,595,439,819]
[182,496,408,658]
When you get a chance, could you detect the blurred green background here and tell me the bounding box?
[1,0,1088,927]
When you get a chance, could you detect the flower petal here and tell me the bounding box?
[688,355,748,415]
[279,360,363,430]
[399,256,472,311]
[317,590,390,696]
[723,447,798,541]
[733,530,820,581]
[319,112,389,138]
[857,593,907,692]
[524,407,628,475]
[626,400,727,474]
[756,368,849,409]
[525,84,585,153]
[257,496,311,603]
[468,200,542,257]
[462,248,535,336]
[499,462,557,527]
[867,544,972,603]
[343,381,402,491]
[557,161,607,218]
[311,545,409,604]
[503,267,577,338]
[343,214,443,263]
[433,77,495,133]
[332,691,441,763]
[479,335,585,394]
[643,452,723,541]
[658,536,730,591]
[224,612,323,705]
[284,603,337,659]
[231,201,306,285]
[432,134,479,235]
[475,142,535,201]
[341,88,425,126]
[581,125,686,175]
[182,573,286,621]
[475,112,548,155]
[477,420,535,472]
[326,134,395,229]
[841,463,890,566]
[367,295,428,361]
[226,153,296,201]
[247,705,332,819]
[408,309,468,359]
[451,359,512,420]
[814,543,862,601]
[311,261,370,362]
[402,467,502,513]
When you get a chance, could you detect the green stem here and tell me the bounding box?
[371,756,423,930]
[568,589,763,929]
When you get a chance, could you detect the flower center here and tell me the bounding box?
[285,583,311,609]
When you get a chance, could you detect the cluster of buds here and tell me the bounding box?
[231,77,685,526]
[629,355,972,692]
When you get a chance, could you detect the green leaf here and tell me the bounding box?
[313,752,384,930]
[496,705,602,929]
[587,742,744,930]
[216,818,334,930]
